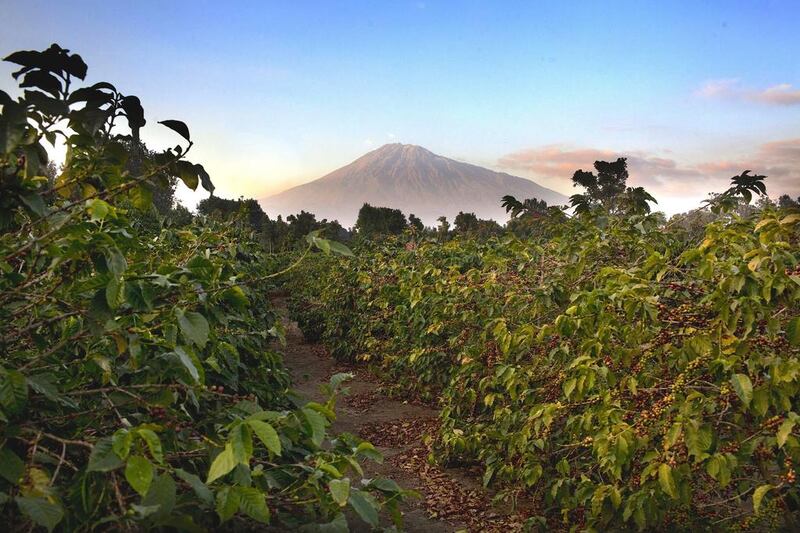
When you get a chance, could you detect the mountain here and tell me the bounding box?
[259,143,568,226]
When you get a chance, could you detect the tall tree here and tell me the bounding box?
[408,213,424,233]
[197,196,267,232]
[436,215,450,242]
[779,194,800,209]
[570,158,656,215]
[501,195,549,218]
[355,203,407,237]
[454,211,501,238]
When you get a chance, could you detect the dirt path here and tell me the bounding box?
[272,296,525,532]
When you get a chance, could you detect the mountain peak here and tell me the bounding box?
[261,144,567,226]
[371,143,433,155]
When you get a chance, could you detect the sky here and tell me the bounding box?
[1,0,798,215]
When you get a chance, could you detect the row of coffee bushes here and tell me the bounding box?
[289,190,800,530]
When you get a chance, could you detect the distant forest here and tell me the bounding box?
[190,156,800,250]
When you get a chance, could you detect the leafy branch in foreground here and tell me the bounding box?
[0,44,406,531]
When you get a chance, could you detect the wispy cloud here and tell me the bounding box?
[694,138,800,191]
[695,79,800,106]
[498,146,702,195]
[750,84,800,106]
[695,78,740,98]
[498,139,800,209]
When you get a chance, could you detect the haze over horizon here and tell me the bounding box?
[1,0,798,217]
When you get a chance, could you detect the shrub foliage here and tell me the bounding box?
[290,179,800,530]
[0,45,411,531]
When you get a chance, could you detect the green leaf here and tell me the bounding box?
[215,487,240,522]
[196,164,214,194]
[302,407,327,448]
[158,119,191,142]
[230,423,253,464]
[221,286,249,310]
[141,473,176,516]
[328,372,353,391]
[136,429,164,464]
[87,437,124,472]
[111,429,133,460]
[730,373,753,407]
[328,240,355,257]
[355,441,383,463]
[307,233,330,254]
[175,346,201,383]
[235,486,270,524]
[19,192,46,217]
[187,255,214,280]
[0,367,28,414]
[369,477,402,493]
[125,455,154,496]
[685,422,712,459]
[27,373,75,408]
[175,468,214,506]
[207,443,236,484]
[174,160,199,190]
[753,387,770,416]
[120,95,145,135]
[717,455,733,487]
[0,448,24,484]
[753,484,772,513]
[106,248,127,277]
[787,317,800,346]
[105,276,125,309]
[16,496,63,532]
[563,378,576,398]
[658,463,678,499]
[176,309,210,348]
[247,420,281,456]
[329,478,350,507]
[777,419,795,447]
[129,184,153,210]
[348,490,379,527]
[86,198,111,221]
[664,423,682,450]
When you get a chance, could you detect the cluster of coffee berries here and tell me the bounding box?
[207,384,225,394]
[164,420,189,431]
[149,406,168,419]
[783,462,796,484]
[750,334,788,352]
[720,441,740,454]
[763,415,783,431]
[753,444,774,461]
[686,355,708,371]
[671,373,687,394]
[717,383,734,407]
[784,264,800,277]
[484,342,499,368]
[638,392,675,424]
[632,350,655,374]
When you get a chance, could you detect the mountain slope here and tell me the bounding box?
[260,144,568,226]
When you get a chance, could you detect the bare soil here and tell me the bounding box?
[273,297,526,532]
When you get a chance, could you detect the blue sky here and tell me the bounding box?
[1,0,798,214]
